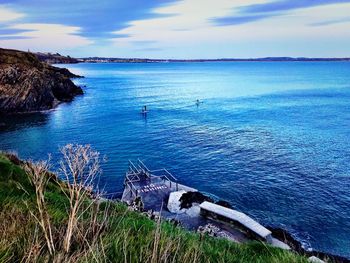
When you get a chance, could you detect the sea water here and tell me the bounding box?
[1,62,350,257]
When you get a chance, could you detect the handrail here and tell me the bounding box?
[163,168,177,181]
[128,160,140,173]
[149,169,166,172]
[145,168,177,181]
[149,174,170,182]
[126,180,139,199]
[137,158,151,172]
[124,161,180,195]
[125,172,141,183]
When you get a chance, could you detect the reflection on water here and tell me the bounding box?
[1,62,350,258]
[0,112,50,132]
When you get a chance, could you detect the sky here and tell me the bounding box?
[0,0,350,58]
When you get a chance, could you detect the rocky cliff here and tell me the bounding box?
[35,52,79,64]
[0,48,83,114]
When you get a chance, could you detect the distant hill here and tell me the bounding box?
[31,53,350,64]
[0,48,82,113]
[35,52,79,64]
[79,56,350,63]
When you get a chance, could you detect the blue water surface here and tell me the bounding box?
[1,62,350,257]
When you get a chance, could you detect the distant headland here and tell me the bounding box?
[0,48,83,114]
[78,57,350,63]
[34,52,350,64]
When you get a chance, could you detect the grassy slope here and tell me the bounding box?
[0,154,308,263]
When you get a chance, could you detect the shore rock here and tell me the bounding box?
[215,200,233,209]
[197,223,220,237]
[179,191,213,209]
[308,256,325,263]
[269,227,350,263]
[0,48,83,113]
[167,190,187,214]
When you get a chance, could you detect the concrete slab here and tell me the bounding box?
[200,201,272,240]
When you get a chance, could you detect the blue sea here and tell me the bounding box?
[1,62,350,258]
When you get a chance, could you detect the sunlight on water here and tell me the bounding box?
[1,62,350,258]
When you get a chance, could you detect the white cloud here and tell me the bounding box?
[1,0,349,57]
[0,5,92,53]
[0,23,93,52]
[0,5,24,22]
[110,0,350,58]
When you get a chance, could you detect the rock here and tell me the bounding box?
[268,227,350,262]
[308,256,325,263]
[270,237,291,250]
[34,52,79,64]
[167,190,203,218]
[0,48,83,113]
[179,191,213,209]
[185,205,201,217]
[215,200,233,209]
[267,227,304,253]
[4,152,22,165]
[143,210,161,221]
[167,190,187,214]
[197,224,221,237]
[128,196,144,212]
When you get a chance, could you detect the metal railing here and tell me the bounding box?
[124,160,179,197]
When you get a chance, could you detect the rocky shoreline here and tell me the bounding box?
[267,227,350,263]
[196,194,349,262]
[0,48,83,114]
[124,187,349,263]
[182,193,349,262]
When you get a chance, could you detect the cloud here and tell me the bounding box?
[134,47,163,52]
[108,0,350,58]
[310,17,350,26]
[212,0,350,26]
[0,5,24,22]
[0,1,179,54]
[239,0,350,13]
[0,23,92,51]
[131,40,158,45]
[213,13,280,26]
[0,36,30,40]
[0,28,30,35]
[0,0,179,38]
[112,34,130,39]
[1,0,350,58]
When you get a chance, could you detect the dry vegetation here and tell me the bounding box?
[0,145,308,263]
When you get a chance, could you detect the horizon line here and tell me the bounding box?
[76,56,350,61]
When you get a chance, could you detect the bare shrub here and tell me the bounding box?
[20,144,110,261]
[24,159,55,256]
[58,144,107,254]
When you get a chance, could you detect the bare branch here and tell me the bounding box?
[24,159,55,256]
[58,144,104,253]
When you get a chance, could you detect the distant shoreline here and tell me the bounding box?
[77,57,350,63]
[34,52,350,64]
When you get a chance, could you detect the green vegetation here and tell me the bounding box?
[0,152,308,263]
[0,48,43,68]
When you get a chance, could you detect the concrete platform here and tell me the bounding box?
[121,161,196,211]
[120,160,290,249]
[200,201,272,240]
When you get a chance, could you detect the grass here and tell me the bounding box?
[0,153,308,263]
